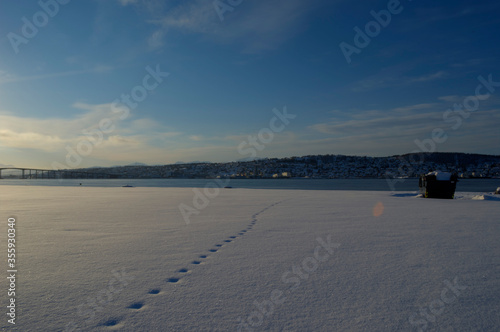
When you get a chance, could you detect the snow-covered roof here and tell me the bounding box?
[426,171,452,181]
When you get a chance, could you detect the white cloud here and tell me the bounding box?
[0,102,182,167]
[0,129,66,152]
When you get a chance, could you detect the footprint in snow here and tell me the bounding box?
[128,302,144,310]
[101,318,122,328]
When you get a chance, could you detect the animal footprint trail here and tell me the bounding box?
[98,200,285,330]
[165,200,286,286]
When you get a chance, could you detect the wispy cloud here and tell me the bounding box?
[438,95,462,103]
[148,29,165,50]
[409,71,447,83]
[352,68,449,92]
[392,103,441,114]
[450,58,486,68]
[307,98,500,155]
[142,0,325,53]
[189,135,204,141]
[118,0,138,6]
[309,111,443,138]
[0,66,113,84]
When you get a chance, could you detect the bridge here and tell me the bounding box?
[0,168,119,180]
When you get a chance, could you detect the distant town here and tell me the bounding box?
[1,152,499,180]
[71,152,500,180]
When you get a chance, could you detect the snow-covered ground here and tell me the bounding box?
[0,186,499,331]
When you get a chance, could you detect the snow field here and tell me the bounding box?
[0,186,498,331]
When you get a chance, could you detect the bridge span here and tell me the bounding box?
[0,168,119,179]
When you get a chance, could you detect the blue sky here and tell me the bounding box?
[0,0,499,169]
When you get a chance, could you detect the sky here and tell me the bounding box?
[0,0,499,169]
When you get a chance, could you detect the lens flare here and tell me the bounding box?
[373,201,384,217]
